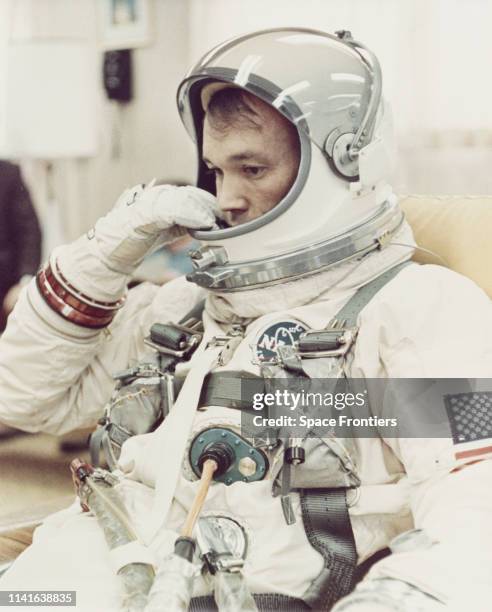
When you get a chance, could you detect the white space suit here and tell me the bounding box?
[1,28,492,612]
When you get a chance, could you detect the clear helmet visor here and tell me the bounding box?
[177,28,374,153]
[176,28,380,240]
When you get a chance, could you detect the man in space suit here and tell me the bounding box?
[1,28,492,611]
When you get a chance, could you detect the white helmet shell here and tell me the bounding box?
[176,28,403,291]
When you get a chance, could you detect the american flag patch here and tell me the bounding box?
[444,392,492,460]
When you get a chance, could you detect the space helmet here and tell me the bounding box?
[177,28,404,292]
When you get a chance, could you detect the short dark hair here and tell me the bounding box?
[206,88,262,131]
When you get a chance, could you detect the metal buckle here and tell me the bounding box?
[205,334,231,349]
[113,362,163,381]
[296,319,358,359]
[144,323,202,358]
[205,325,243,349]
[91,467,120,487]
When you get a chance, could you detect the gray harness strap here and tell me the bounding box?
[295,262,411,608]
[333,261,410,327]
[189,593,309,611]
[89,425,106,466]
[200,370,262,409]
[193,261,411,610]
[300,488,357,609]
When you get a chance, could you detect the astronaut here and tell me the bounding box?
[1,28,492,612]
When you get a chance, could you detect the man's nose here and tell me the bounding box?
[216,176,249,214]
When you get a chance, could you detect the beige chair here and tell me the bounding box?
[399,195,492,298]
[0,194,490,573]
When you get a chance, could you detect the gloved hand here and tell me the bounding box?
[54,184,217,301]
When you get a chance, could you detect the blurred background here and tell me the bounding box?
[1,0,492,247]
[1,0,492,514]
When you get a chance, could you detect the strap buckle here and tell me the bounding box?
[296,319,358,359]
[205,334,231,349]
[144,322,202,358]
[112,362,163,383]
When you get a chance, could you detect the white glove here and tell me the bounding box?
[55,184,217,301]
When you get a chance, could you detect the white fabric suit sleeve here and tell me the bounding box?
[335,265,492,610]
[0,181,215,435]
[0,275,203,435]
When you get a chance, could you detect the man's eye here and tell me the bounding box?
[243,166,266,178]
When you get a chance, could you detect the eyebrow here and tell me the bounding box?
[203,152,269,165]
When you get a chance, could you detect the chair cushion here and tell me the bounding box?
[400,195,492,298]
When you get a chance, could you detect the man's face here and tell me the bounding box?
[202,97,300,227]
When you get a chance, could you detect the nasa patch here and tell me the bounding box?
[254,319,309,363]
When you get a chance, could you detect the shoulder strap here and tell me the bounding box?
[294,261,412,362]
[201,262,413,399]
[334,261,412,327]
